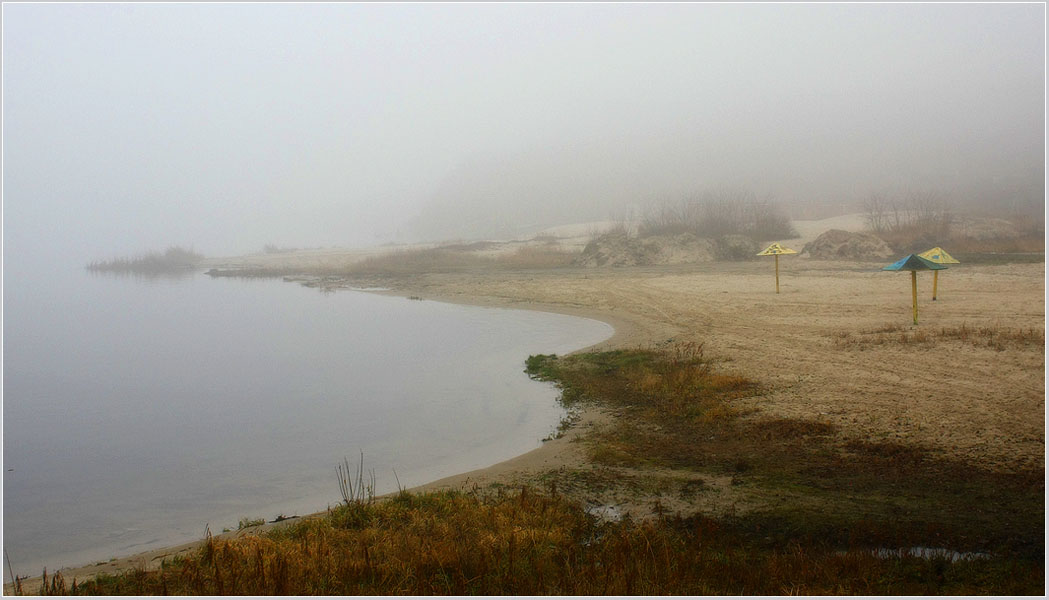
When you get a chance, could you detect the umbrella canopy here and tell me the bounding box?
[882,254,947,271]
[756,242,798,256]
[918,247,960,264]
[757,243,797,293]
[882,254,945,324]
[917,247,959,301]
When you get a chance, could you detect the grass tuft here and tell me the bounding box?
[237,517,265,531]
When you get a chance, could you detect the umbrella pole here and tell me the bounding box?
[911,270,918,325]
[775,254,780,293]
[932,270,938,301]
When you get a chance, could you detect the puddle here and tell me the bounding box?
[842,546,991,562]
[585,504,623,522]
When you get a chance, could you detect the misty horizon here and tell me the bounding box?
[3,3,1044,261]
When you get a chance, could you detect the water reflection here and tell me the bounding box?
[84,267,202,282]
[4,269,613,578]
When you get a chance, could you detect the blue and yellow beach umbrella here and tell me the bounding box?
[882,254,947,324]
[756,243,797,293]
[917,247,960,301]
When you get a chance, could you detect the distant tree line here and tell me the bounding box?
[86,246,204,274]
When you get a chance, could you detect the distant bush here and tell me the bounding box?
[862,191,952,252]
[86,246,204,274]
[639,190,797,241]
[863,190,1045,253]
[262,244,300,255]
[237,517,265,531]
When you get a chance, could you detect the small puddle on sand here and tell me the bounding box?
[585,504,623,522]
[841,547,991,562]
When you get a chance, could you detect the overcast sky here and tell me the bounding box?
[3,3,1044,261]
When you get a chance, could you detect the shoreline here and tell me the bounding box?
[5,286,633,591]
[7,256,1043,591]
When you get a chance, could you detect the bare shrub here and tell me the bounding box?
[640,190,797,241]
[862,190,952,251]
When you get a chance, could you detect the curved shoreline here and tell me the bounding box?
[4,288,631,590]
[8,258,1043,591]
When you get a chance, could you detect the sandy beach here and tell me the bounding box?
[8,236,1043,590]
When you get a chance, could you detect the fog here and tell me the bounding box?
[3,3,1043,261]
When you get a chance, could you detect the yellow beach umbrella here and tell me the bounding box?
[917,247,960,301]
[882,254,947,324]
[756,243,798,293]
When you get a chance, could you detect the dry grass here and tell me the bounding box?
[834,322,1045,351]
[43,488,1042,596]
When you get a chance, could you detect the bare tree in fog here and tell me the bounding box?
[639,190,797,241]
[863,190,951,238]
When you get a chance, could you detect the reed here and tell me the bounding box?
[336,452,375,507]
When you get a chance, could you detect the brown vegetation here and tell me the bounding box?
[834,322,1045,351]
[30,488,1039,596]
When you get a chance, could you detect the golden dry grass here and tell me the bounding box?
[35,487,1042,596]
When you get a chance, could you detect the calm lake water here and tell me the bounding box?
[2,266,612,579]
